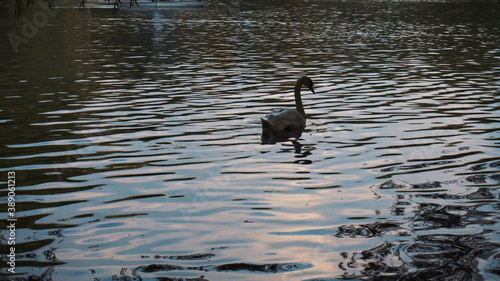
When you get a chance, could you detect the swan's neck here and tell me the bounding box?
[294,82,305,119]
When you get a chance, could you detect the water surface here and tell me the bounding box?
[1,1,499,280]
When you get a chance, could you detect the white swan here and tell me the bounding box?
[261,76,315,133]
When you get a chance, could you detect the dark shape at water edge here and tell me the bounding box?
[214,262,310,272]
[334,175,500,281]
[138,263,184,272]
[372,179,446,191]
[141,253,216,260]
[136,261,313,274]
[335,231,500,281]
[335,221,404,238]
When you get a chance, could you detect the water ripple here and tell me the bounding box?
[1,1,499,280]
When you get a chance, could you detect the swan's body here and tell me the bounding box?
[261,76,315,133]
[262,108,306,132]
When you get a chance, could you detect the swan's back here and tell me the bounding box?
[261,108,305,132]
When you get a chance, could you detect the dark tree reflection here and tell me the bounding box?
[335,164,500,280]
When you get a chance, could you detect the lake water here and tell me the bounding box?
[1,0,499,280]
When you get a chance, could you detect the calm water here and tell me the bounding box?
[1,0,499,280]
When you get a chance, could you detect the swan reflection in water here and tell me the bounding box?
[261,128,314,165]
[260,126,304,144]
[261,75,315,145]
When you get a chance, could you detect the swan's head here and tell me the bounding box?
[299,76,315,94]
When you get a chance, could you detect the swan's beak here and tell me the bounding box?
[309,86,316,94]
